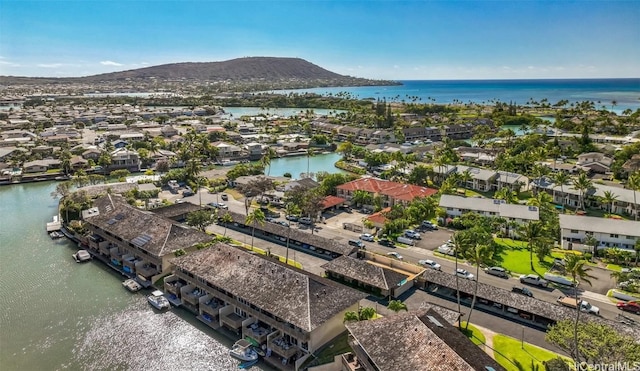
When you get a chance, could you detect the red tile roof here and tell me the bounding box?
[321,195,346,209]
[337,178,437,201]
[367,207,391,225]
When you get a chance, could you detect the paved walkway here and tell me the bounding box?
[471,323,497,359]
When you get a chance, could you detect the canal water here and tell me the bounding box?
[0,182,259,370]
[265,152,344,178]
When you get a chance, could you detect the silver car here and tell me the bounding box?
[484,266,509,278]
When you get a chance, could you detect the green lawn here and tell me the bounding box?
[606,264,623,272]
[306,332,351,367]
[493,238,564,275]
[460,322,486,345]
[493,334,571,371]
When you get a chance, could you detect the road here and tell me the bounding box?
[177,189,622,321]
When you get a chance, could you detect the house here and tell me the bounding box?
[337,178,437,208]
[494,171,529,191]
[70,156,88,170]
[81,194,211,282]
[402,126,442,142]
[244,142,263,160]
[345,308,504,371]
[576,152,613,174]
[212,142,243,160]
[82,148,102,161]
[23,159,60,173]
[622,154,640,174]
[284,178,319,192]
[112,139,128,149]
[109,148,140,172]
[454,165,497,192]
[559,214,640,252]
[161,125,179,138]
[439,195,539,229]
[167,244,366,370]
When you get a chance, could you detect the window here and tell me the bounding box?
[570,230,579,234]
[610,234,619,238]
[626,235,635,240]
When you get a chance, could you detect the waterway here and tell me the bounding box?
[0,182,261,370]
[265,152,344,178]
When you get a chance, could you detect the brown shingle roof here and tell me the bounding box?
[321,256,409,291]
[84,194,211,258]
[172,244,367,332]
[224,210,357,256]
[346,309,503,371]
[151,203,203,219]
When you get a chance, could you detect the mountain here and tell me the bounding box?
[0,57,397,87]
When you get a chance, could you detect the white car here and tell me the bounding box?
[404,230,421,239]
[455,268,475,280]
[387,252,403,260]
[519,274,549,287]
[359,233,375,242]
[419,259,441,271]
[437,244,456,256]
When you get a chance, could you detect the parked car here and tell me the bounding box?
[519,274,548,287]
[557,296,600,315]
[512,286,533,297]
[299,217,312,225]
[285,215,299,222]
[378,239,395,247]
[277,221,289,227]
[421,220,438,230]
[359,233,375,242]
[387,252,403,260]
[396,236,416,246]
[220,194,228,201]
[455,268,475,281]
[419,259,441,271]
[216,202,228,209]
[404,230,421,240]
[616,300,640,314]
[348,239,365,248]
[437,244,455,256]
[484,266,509,279]
[182,190,194,197]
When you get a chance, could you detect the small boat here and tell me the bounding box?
[72,250,92,263]
[122,278,142,292]
[230,339,259,362]
[49,231,64,239]
[238,359,258,369]
[147,290,170,310]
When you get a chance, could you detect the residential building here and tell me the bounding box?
[167,244,366,370]
[212,141,243,160]
[439,195,539,225]
[345,308,504,371]
[454,165,497,192]
[576,152,613,174]
[336,178,437,208]
[559,214,640,252]
[494,171,529,191]
[109,148,140,172]
[23,159,60,173]
[81,194,211,282]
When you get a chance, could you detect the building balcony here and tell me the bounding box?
[135,261,157,279]
[163,274,185,295]
[222,312,244,330]
[243,322,271,345]
[181,285,206,306]
[341,353,365,371]
[199,295,223,317]
[268,336,298,359]
[109,247,124,266]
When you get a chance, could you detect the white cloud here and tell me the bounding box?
[0,59,20,67]
[37,63,64,68]
[100,60,123,66]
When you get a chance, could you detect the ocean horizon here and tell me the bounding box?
[270,78,640,114]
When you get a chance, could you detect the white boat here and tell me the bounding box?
[147,290,170,310]
[229,339,259,362]
[122,278,142,292]
[72,250,92,263]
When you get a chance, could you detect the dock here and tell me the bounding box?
[46,215,62,232]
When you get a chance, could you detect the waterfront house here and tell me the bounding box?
[212,141,243,160]
[109,148,140,172]
[559,214,640,252]
[82,194,211,282]
[82,148,102,161]
[345,309,504,371]
[167,244,366,370]
[23,159,61,173]
[336,178,437,208]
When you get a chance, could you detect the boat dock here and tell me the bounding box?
[46,215,62,232]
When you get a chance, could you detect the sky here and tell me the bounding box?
[0,0,639,80]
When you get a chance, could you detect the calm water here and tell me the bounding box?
[265,152,344,178]
[0,182,259,371]
[269,79,640,113]
[222,107,344,118]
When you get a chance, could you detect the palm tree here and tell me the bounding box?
[459,169,473,190]
[387,300,408,313]
[519,221,545,271]
[465,244,491,331]
[351,190,373,208]
[451,234,463,328]
[262,147,277,176]
[495,187,518,204]
[220,212,233,236]
[627,171,640,221]
[245,208,265,251]
[599,190,618,215]
[564,254,596,365]
[305,147,315,178]
[552,172,570,212]
[572,172,593,211]
[343,311,359,322]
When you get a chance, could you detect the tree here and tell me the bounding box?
[628,171,640,221]
[494,187,518,204]
[564,254,596,365]
[305,147,315,178]
[552,172,570,212]
[220,212,234,236]
[186,209,215,232]
[245,208,265,251]
[546,320,640,364]
[464,243,492,331]
[359,306,377,320]
[387,300,408,313]
[451,233,463,328]
[336,141,354,160]
[351,190,373,208]
[261,147,277,176]
[599,190,618,215]
[572,172,593,211]
[543,358,571,371]
[519,221,545,271]
[343,311,359,323]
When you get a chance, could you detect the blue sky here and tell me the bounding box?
[1,0,638,79]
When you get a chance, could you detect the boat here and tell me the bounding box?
[229,339,259,362]
[122,278,142,292]
[147,290,170,310]
[72,250,92,263]
[238,359,258,369]
[49,231,64,239]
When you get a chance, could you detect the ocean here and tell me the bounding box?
[270,78,640,114]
